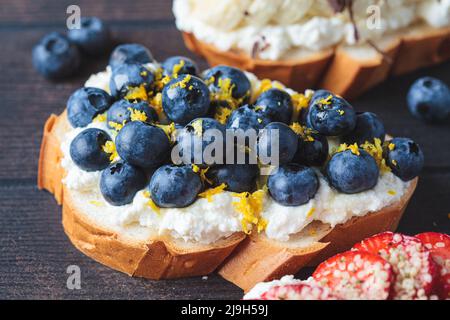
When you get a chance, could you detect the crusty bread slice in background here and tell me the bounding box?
[219,179,417,292]
[182,32,334,94]
[392,24,450,76]
[182,24,450,99]
[38,113,246,279]
[319,34,402,99]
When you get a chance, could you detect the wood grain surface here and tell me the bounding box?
[0,0,449,299]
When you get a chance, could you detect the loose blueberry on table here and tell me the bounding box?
[407,76,450,123]
[65,43,423,218]
[32,32,81,79]
[67,17,110,56]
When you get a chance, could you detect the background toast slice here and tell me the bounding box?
[182,24,450,99]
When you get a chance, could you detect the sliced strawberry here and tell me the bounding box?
[415,232,450,268]
[416,232,450,299]
[436,273,450,300]
[260,282,339,300]
[353,232,439,300]
[312,250,393,300]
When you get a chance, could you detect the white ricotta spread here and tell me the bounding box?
[173,0,450,60]
[61,67,410,244]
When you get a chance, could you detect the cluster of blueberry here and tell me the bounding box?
[32,17,110,79]
[67,43,424,209]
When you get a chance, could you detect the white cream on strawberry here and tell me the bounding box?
[60,67,409,245]
[173,0,450,60]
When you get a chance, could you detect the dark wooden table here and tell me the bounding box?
[0,0,449,300]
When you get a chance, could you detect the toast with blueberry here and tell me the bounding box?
[39,44,421,286]
[177,0,450,99]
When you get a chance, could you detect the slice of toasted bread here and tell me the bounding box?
[38,113,246,279]
[218,179,417,292]
[38,112,417,285]
[182,24,450,99]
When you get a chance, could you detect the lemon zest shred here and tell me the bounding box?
[233,189,266,234]
[204,76,215,86]
[143,190,161,214]
[388,143,396,151]
[125,84,148,101]
[89,200,104,207]
[170,74,191,89]
[102,140,118,161]
[108,120,126,131]
[172,59,185,78]
[255,79,284,97]
[318,95,333,105]
[192,164,212,184]
[93,113,107,122]
[128,107,148,122]
[150,92,164,118]
[199,183,227,202]
[337,109,345,116]
[191,118,203,137]
[157,122,176,141]
[336,143,360,156]
[290,122,315,142]
[306,207,315,218]
[392,159,398,166]
[388,190,396,196]
[291,91,312,112]
[214,106,232,124]
[360,138,391,173]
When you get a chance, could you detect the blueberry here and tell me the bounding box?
[257,122,298,165]
[67,87,113,128]
[110,63,154,98]
[206,164,259,193]
[407,77,450,123]
[342,112,386,145]
[293,129,329,167]
[162,75,210,125]
[203,65,251,103]
[325,149,379,194]
[70,128,112,171]
[115,121,170,168]
[384,137,424,182]
[311,89,334,102]
[32,32,81,79]
[175,118,226,166]
[100,161,147,206]
[162,56,198,77]
[299,90,334,128]
[148,165,202,208]
[109,43,153,70]
[308,95,356,136]
[107,99,158,129]
[226,105,272,132]
[268,164,319,206]
[67,17,110,55]
[254,89,293,124]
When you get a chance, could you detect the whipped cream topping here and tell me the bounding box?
[60,68,410,244]
[174,0,450,60]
